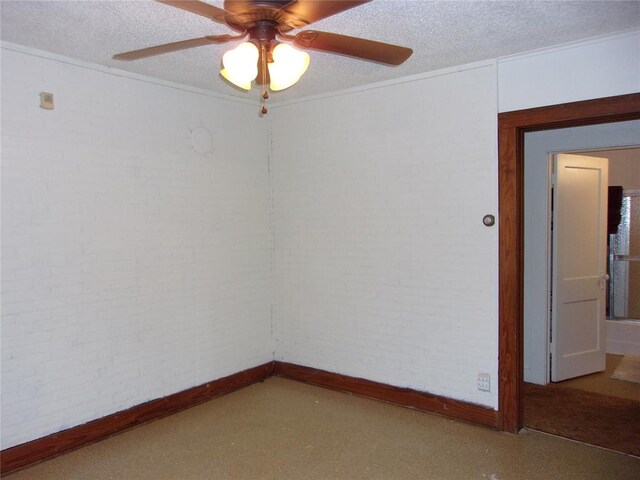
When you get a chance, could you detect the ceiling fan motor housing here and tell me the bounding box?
[224,0,306,33]
[248,20,279,43]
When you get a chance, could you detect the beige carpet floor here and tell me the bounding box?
[5,377,640,480]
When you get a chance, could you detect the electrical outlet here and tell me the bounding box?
[477,373,491,392]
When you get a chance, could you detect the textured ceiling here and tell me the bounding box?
[1,0,639,101]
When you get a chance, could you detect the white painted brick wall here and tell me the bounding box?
[1,47,273,449]
[4,32,634,449]
[269,64,499,408]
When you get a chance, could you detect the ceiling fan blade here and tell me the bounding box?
[113,34,242,61]
[278,0,371,29]
[287,30,412,66]
[156,0,240,25]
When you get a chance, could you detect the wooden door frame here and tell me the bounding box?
[497,92,640,433]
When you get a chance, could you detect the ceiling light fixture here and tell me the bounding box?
[268,43,310,91]
[220,41,259,91]
[113,1,413,117]
[220,41,309,93]
[219,39,310,115]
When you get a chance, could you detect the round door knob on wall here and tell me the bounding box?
[483,214,495,227]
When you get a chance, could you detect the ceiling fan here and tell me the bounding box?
[113,0,413,113]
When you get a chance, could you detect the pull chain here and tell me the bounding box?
[260,42,268,116]
[261,90,268,115]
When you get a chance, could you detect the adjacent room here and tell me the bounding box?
[523,134,640,456]
[1,1,639,478]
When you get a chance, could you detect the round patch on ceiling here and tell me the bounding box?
[190,127,213,154]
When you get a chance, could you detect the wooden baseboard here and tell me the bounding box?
[2,360,499,474]
[0,362,274,475]
[274,361,498,429]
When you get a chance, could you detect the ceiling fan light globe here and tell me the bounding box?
[267,65,289,91]
[268,43,310,91]
[221,42,259,90]
[268,63,300,91]
[272,43,310,75]
[220,68,252,90]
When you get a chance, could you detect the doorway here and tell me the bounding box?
[522,142,639,454]
[496,92,640,435]
[523,128,640,386]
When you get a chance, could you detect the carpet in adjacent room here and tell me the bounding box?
[524,381,640,456]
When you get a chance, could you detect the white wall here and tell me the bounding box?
[606,320,640,355]
[592,148,640,190]
[268,29,639,404]
[269,63,499,408]
[1,29,639,448]
[0,46,273,449]
[523,122,640,385]
[498,31,640,112]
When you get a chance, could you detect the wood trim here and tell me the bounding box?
[497,115,524,433]
[274,361,498,428]
[3,356,505,475]
[497,93,640,433]
[0,362,275,475]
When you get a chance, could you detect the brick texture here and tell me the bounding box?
[1,48,273,449]
[269,65,499,408]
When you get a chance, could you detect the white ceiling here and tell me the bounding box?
[1,0,639,101]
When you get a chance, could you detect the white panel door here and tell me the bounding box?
[551,153,608,382]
